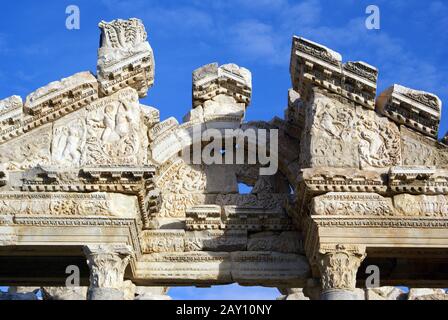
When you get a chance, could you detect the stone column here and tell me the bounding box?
[315,245,366,300]
[83,244,134,300]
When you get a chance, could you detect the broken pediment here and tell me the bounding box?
[1,16,448,299]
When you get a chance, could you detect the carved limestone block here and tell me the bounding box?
[196,94,246,123]
[311,192,395,216]
[222,206,293,231]
[136,252,232,284]
[401,126,448,167]
[231,252,310,286]
[22,72,98,137]
[83,244,134,300]
[291,37,378,109]
[300,167,386,194]
[193,63,252,108]
[156,159,207,194]
[356,107,402,169]
[377,84,442,138]
[342,61,378,109]
[51,109,87,167]
[0,192,138,217]
[408,288,447,300]
[41,287,88,300]
[160,194,215,219]
[0,95,23,125]
[304,91,359,167]
[389,166,448,194]
[97,18,155,98]
[148,117,178,142]
[0,123,52,170]
[393,194,448,217]
[140,230,185,253]
[316,244,366,292]
[290,37,342,98]
[185,230,247,252]
[247,231,304,254]
[185,205,222,229]
[84,87,148,166]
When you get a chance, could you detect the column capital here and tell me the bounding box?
[83,244,134,300]
[315,244,366,292]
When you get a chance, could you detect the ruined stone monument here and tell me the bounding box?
[0,18,447,300]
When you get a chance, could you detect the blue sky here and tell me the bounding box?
[0,0,447,300]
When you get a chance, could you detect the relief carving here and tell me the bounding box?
[85,88,147,166]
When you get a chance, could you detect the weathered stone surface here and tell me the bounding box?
[300,90,401,169]
[0,17,448,300]
[193,63,251,108]
[97,18,154,97]
[389,166,448,194]
[401,126,448,167]
[42,287,88,300]
[247,231,304,254]
[408,288,447,300]
[311,192,395,216]
[377,84,442,138]
[291,37,378,109]
[0,124,52,170]
[185,230,247,251]
[140,230,185,253]
[231,252,310,286]
[0,192,138,218]
[0,95,23,124]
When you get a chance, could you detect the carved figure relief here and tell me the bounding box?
[52,118,86,166]
[85,89,146,166]
[356,111,401,168]
[308,95,359,167]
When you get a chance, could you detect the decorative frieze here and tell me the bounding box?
[0,192,138,217]
[136,252,232,284]
[393,194,448,217]
[377,84,442,138]
[185,230,247,251]
[185,205,222,229]
[97,18,155,97]
[140,230,185,253]
[401,126,448,167]
[311,192,395,216]
[247,231,304,254]
[389,166,448,194]
[231,251,310,286]
[0,73,98,145]
[300,167,386,194]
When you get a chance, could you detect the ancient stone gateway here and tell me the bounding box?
[0,18,447,300]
